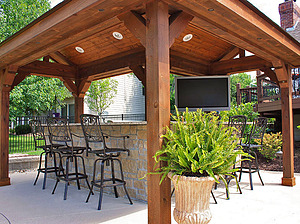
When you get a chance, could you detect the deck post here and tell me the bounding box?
[0,66,18,186]
[236,83,241,105]
[146,1,171,223]
[275,63,296,186]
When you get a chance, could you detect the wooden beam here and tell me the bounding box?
[275,62,296,186]
[217,46,240,61]
[19,60,76,79]
[260,68,279,85]
[169,11,194,47]
[130,65,146,86]
[61,78,77,96]
[77,78,92,98]
[239,49,245,58]
[146,1,171,223]
[0,66,18,186]
[118,11,146,47]
[11,72,29,90]
[210,55,272,74]
[79,50,145,79]
[49,51,76,66]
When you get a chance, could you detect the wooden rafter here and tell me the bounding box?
[49,51,76,66]
[216,46,240,61]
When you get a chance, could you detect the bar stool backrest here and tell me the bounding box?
[247,117,268,145]
[80,114,106,153]
[47,117,72,146]
[30,119,47,149]
[228,115,247,141]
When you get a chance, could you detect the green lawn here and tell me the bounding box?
[9,134,42,155]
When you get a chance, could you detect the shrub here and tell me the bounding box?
[220,102,259,122]
[15,124,32,135]
[256,132,282,160]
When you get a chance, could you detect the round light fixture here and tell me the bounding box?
[183,34,193,42]
[75,46,84,53]
[113,32,123,40]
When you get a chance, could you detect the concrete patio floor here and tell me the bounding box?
[0,170,299,224]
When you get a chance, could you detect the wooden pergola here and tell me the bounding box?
[0,0,300,223]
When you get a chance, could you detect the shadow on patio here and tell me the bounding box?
[0,170,299,224]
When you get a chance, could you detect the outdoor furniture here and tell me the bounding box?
[29,119,64,190]
[47,117,92,200]
[80,114,133,210]
[213,115,246,200]
[238,117,267,190]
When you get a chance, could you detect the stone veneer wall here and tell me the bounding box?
[53,122,148,202]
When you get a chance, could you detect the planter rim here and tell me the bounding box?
[168,172,216,183]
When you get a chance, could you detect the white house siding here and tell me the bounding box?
[64,74,145,116]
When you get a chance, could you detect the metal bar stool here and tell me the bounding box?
[80,114,133,210]
[239,117,267,190]
[47,117,92,200]
[29,119,64,190]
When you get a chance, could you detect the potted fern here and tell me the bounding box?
[153,108,248,224]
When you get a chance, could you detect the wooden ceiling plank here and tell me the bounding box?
[19,61,76,79]
[118,11,146,47]
[169,12,194,47]
[210,55,272,74]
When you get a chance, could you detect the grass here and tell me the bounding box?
[9,134,43,155]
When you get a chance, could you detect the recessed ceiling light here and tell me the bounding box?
[183,34,193,42]
[75,46,84,53]
[113,32,123,40]
[208,8,214,11]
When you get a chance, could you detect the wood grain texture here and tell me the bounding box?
[146,1,171,223]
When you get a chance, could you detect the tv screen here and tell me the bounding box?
[175,76,230,111]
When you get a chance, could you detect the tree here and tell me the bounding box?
[85,78,118,115]
[0,0,51,42]
[9,76,71,117]
[230,73,253,105]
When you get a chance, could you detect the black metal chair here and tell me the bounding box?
[238,117,267,190]
[29,119,64,190]
[47,117,92,200]
[212,115,247,200]
[80,114,133,210]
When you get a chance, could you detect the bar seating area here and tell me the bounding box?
[29,115,135,210]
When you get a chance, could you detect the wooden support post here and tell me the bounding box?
[146,1,171,223]
[274,62,296,186]
[0,66,18,186]
[236,83,241,105]
[75,97,84,123]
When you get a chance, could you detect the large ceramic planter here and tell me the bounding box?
[169,173,215,224]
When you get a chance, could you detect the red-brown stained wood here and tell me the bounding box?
[74,97,84,123]
[11,72,29,90]
[19,61,76,80]
[275,63,296,186]
[146,1,171,223]
[61,78,77,96]
[0,66,18,186]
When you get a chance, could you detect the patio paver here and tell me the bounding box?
[0,170,299,224]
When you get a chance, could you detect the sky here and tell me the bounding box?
[50,0,283,24]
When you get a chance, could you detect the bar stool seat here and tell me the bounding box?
[80,114,133,210]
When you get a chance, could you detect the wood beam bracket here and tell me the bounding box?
[129,65,146,87]
[1,65,19,92]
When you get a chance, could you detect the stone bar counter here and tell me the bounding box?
[66,122,148,201]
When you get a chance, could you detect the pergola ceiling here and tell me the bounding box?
[0,0,300,82]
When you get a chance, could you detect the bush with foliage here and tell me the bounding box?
[152,108,249,186]
[220,102,259,122]
[255,132,282,160]
[15,124,32,135]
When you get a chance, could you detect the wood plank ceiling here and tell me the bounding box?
[0,0,300,82]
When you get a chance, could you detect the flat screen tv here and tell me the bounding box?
[175,76,230,111]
